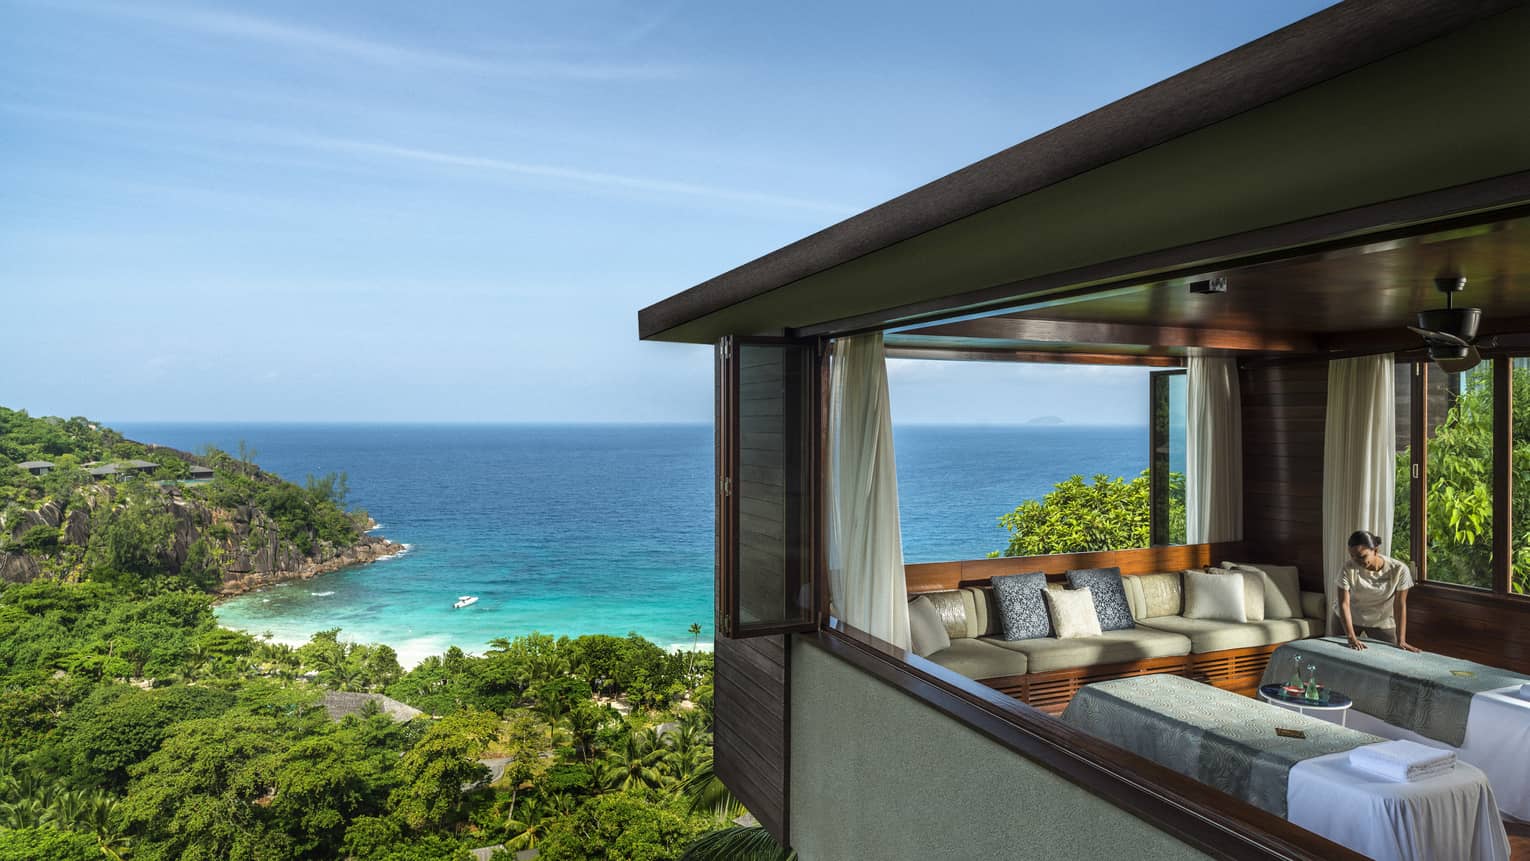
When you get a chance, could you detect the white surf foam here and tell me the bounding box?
[310,590,335,597]
[375,543,412,562]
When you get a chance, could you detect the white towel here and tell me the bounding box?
[1349,740,1456,783]
[1517,683,1530,701]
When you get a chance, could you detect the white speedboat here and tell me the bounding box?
[453,595,478,609]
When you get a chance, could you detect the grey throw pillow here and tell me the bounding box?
[990,572,1052,640]
[1066,567,1134,632]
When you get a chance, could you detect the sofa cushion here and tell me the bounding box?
[908,596,952,657]
[1223,561,1303,620]
[1183,568,1246,623]
[983,627,1193,673]
[1135,572,1184,618]
[1066,567,1134,631]
[924,637,1029,680]
[991,572,1052,640]
[1223,568,1266,622]
[1044,587,1102,639]
[1134,615,1322,653]
[1300,590,1327,621]
[916,589,974,639]
[962,586,998,636]
[1120,575,1146,620]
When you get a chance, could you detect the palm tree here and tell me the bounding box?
[663,723,706,780]
[687,622,703,683]
[681,826,796,861]
[598,729,667,792]
[678,760,745,823]
[504,794,559,853]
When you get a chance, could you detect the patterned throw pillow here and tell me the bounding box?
[989,572,1052,640]
[1066,567,1135,631]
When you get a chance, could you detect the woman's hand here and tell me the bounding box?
[1398,640,1421,653]
[1347,636,1367,650]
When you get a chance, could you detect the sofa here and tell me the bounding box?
[910,565,1328,712]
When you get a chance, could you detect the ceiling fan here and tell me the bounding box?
[1409,275,1487,373]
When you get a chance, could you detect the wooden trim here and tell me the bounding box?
[1149,370,1183,546]
[906,542,1245,593]
[1410,362,1427,570]
[899,317,1317,353]
[882,346,1187,367]
[718,337,738,637]
[1494,357,1512,595]
[812,622,1366,861]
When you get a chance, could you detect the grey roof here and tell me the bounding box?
[189,465,214,474]
[123,459,159,469]
[86,465,120,476]
[17,461,54,469]
[319,691,424,723]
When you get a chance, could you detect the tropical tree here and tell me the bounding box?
[995,469,1185,556]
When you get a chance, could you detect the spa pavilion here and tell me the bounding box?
[639,1,1530,859]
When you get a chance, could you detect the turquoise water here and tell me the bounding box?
[116,423,1154,665]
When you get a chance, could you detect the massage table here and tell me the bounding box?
[1062,673,1509,861]
[1264,637,1530,821]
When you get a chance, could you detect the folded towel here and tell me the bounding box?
[1349,740,1456,782]
[1518,683,1530,701]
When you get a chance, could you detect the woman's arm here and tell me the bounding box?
[1395,589,1420,652]
[1340,589,1365,650]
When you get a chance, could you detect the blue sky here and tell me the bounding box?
[1,0,1333,423]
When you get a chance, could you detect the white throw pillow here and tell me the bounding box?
[1221,568,1265,621]
[1043,588,1103,639]
[1183,569,1247,623]
[1222,561,1302,620]
[908,595,951,657]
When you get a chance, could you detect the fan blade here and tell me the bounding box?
[1435,345,1482,374]
[1407,325,1471,347]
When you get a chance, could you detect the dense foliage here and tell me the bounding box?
[0,575,748,859]
[1392,367,1530,594]
[995,469,1186,556]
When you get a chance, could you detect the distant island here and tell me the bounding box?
[1027,415,1066,425]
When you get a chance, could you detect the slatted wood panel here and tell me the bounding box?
[738,350,788,624]
[1241,361,1328,591]
[713,634,789,842]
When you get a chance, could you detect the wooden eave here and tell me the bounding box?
[637,0,1530,346]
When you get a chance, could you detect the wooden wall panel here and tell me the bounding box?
[1241,361,1329,591]
[905,542,1243,593]
[1408,588,1530,675]
[713,634,790,842]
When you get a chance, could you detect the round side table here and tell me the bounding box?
[1258,683,1355,727]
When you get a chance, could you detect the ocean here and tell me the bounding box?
[115,423,1154,665]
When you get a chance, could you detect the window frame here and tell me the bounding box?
[1149,369,1187,547]
[1407,355,1528,602]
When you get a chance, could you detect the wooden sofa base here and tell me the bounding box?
[979,643,1283,714]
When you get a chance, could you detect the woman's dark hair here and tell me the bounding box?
[1347,530,1382,550]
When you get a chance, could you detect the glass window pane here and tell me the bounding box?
[1424,363,1493,589]
[1392,363,1412,568]
[735,343,816,627]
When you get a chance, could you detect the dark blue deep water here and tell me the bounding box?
[115,423,1149,662]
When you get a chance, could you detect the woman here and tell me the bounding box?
[1338,530,1421,652]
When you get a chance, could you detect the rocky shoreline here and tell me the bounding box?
[214,533,408,598]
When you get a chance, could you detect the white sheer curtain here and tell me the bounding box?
[827,332,910,649]
[1187,357,1244,544]
[1322,355,1396,634]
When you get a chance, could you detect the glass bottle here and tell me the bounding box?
[1287,653,1304,690]
[1304,663,1320,701]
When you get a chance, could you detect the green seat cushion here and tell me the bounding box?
[924,637,1029,680]
[981,627,1192,673]
[1135,615,1322,653]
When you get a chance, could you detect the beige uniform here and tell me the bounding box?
[1339,554,1414,628]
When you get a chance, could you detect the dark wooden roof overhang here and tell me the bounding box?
[638,0,1530,354]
